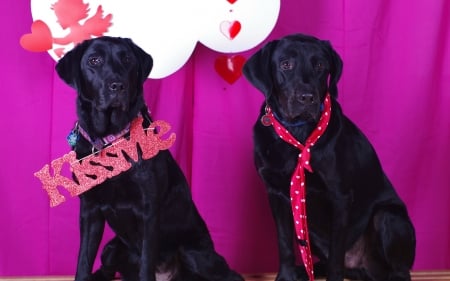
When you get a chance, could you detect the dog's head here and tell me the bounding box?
[243,33,342,123]
[56,36,153,137]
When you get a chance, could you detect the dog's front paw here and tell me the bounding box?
[275,266,308,281]
[85,270,115,281]
[228,271,245,281]
[324,273,345,281]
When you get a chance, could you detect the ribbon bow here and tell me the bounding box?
[261,94,332,281]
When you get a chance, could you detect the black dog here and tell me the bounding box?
[243,34,416,281]
[55,36,244,281]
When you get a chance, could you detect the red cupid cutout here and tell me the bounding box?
[220,20,241,40]
[227,0,238,3]
[20,20,53,52]
[214,55,246,84]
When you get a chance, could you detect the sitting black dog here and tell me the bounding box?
[243,33,416,281]
[55,36,244,281]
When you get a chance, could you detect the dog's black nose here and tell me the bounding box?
[109,82,124,92]
[299,93,315,105]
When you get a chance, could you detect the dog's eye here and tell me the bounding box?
[280,60,294,71]
[122,55,131,64]
[315,62,324,72]
[88,56,103,66]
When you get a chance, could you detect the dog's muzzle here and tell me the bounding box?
[284,94,321,122]
[95,81,129,111]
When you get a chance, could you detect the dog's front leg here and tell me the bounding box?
[140,218,157,281]
[326,193,351,281]
[139,188,159,281]
[267,190,305,281]
[75,198,106,281]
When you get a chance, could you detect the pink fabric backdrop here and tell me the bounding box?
[1,0,449,276]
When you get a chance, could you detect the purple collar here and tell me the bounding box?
[67,111,150,151]
[76,122,131,151]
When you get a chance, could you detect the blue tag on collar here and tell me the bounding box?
[67,129,79,147]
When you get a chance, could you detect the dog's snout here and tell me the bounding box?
[299,93,315,105]
[109,82,125,92]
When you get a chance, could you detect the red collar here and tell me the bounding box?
[261,94,332,281]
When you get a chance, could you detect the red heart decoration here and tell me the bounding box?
[227,0,238,3]
[20,20,53,52]
[220,20,241,40]
[214,55,246,84]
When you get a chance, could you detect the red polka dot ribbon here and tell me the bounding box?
[261,94,332,281]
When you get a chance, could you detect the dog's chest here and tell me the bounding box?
[255,123,333,200]
[89,165,149,199]
[82,173,148,235]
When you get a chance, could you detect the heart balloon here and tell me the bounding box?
[20,20,53,52]
[214,55,246,84]
[27,0,280,78]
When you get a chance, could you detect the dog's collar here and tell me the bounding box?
[262,103,325,127]
[271,111,308,127]
[73,122,131,151]
[67,109,151,151]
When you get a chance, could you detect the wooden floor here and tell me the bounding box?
[244,272,450,281]
[0,271,449,281]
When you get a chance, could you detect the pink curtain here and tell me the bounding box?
[1,0,449,276]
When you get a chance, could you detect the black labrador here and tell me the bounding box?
[243,33,416,281]
[55,36,244,281]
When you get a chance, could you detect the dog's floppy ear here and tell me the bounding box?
[55,40,91,89]
[323,40,343,98]
[243,40,278,98]
[124,38,153,83]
